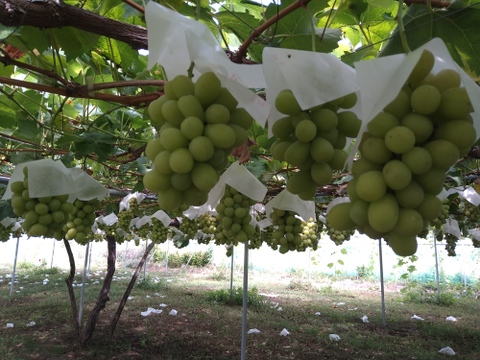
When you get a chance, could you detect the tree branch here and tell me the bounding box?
[0,0,148,50]
[0,76,162,106]
[234,0,312,62]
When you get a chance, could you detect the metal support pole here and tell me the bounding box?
[50,238,55,269]
[165,239,169,274]
[433,236,441,297]
[378,239,386,327]
[78,242,90,326]
[9,237,20,301]
[230,246,234,300]
[241,241,249,360]
[144,239,148,280]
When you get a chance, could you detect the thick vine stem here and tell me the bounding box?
[397,0,411,53]
[109,241,156,337]
[63,239,81,338]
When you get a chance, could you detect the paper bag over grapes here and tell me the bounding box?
[329,38,480,257]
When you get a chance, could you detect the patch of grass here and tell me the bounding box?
[402,285,457,306]
[136,276,166,291]
[206,286,265,307]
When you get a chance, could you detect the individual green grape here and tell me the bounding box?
[204,124,236,149]
[284,141,311,167]
[275,89,302,115]
[351,157,382,177]
[191,162,218,192]
[415,193,443,221]
[205,103,230,124]
[143,170,171,193]
[394,181,425,209]
[384,126,416,154]
[270,140,292,162]
[161,99,185,126]
[311,162,332,187]
[360,136,392,164]
[337,111,361,138]
[272,117,294,140]
[413,167,446,195]
[423,139,460,170]
[390,208,424,237]
[160,128,189,151]
[384,89,411,120]
[385,233,418,256]
[367,193,399,233]
[188,136,215,162]
[439,87,473,119]
[169,147,194,174]
[178,94,205,121]
[148,95,169,128]
[367,112,399,138]
[229,124,248,147]
[310,137,334,163]
[229,108,254,130]
[430,69,461,93]
[328,149,348,171]
[170,74,194,98]
[410,85,441,115]
[407,49,435,85]
[194,72,222,106]
[401,147,433,175]
[326,202,356,231]
[295,119,317,142]
[212,87,238,112]
[310,108,338,132]
[153,151,173,175]
[434,120,476,150]
[355,170,387,202]
[340,92,357,109]
[349,199,369,226]
[382,159,412,191]
[400,113,433,143]
[170,172,192,191]
[180,116,204,140]
[286,171,315,195]
[157,188,183,212]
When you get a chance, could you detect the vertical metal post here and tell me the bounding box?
[50,238,55,269]
[165,239,169,274]
[87,241,93,275]
[229,246,234,300]
[9,237,20,301]
[378,239,386,327]
[78,242,90,326]
[433,236,441,297]
[241,241,249,360]
[144,239,148,280]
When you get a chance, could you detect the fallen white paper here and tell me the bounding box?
[411,314,424,321]
[248,328,261,334]
[141,307,163,317]
[329,334,341,341]
[169,309,178,316]
[159,303,167,308]
[315,312,321,316]
[26,321,36,327]
[361,315,369,323]
[438,346,456,355]
[6,323,14,328]
[280,328,290,336]
[445,316,457,322]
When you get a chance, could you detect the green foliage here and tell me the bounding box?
[206,286,264,307]
[136,276,166,291]
[402,285,457,306]
[152,248,212,268]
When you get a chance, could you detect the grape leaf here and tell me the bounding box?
[380,4,480,77]
[75,132,116,162]
[52,28,99,61]
[0,105,16,129]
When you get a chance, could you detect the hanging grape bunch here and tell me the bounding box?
[144,72,254,212]
[270,90,361,200]
[150,217,170,244]
[214,185,256,246]
[63,199,100,245]
[178,216,198,240]
[269,208,318,253]
[117,198,139,233]
[9,167,73,239]
[324,223,355,246]
[249,225,263,250]
[328,49,477,257]
[0,222,12,242]
[196,213,216,244]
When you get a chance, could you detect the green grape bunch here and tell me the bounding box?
[63,198,100,245]
[444,232,459,256]
[270,89,361,200]
[328,49,477,257]
[150,217,170,244]
[196,213,217,244]
[214,185,256,246]
[178,216,198,240]
[324,223,354,246]
[9,166,73,240]
[269,208,318,253]
[0,222,13,242]
[144,72,254,213]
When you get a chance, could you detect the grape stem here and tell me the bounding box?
[397,0,411,53]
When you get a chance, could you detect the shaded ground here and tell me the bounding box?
[1,266,479,359]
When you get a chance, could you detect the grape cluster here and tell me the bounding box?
[150,217,170,244]
[328,50,476,257]
[261,225,275,249]
[462,200,480,224]
[269,208,318,253]
[196,213,216,244]
[270,90,360,200]
[249,225,263,250]
[10,167,72,239]
[63,199,100,244]
[144,72,253,212]
[325,224,355,246]
[430,200,450,230]
[179,216,198,240]
[117,198,139,233]
[0,222,12,242]
[444,232,459,256]
[214,185,256,246]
